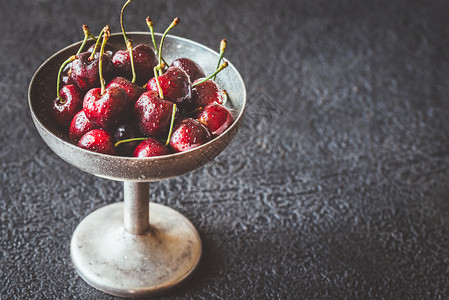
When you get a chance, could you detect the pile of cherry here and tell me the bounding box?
[52,3,233,158]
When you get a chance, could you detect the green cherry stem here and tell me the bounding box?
[193,61,229,87]
[158,17,180,75]
[165,103,177,145]
[213,38,227,80]
[127,39,137,83]
[120,0,133,44]
[76,25,95,55]
[153,65,164,99]
[56,55,77,101]
[89,27,106,61]
[120,1,137,83]
[146,17,158,53]
[99,26,110,95]
[115,137,148,148]
[146,17,168,66]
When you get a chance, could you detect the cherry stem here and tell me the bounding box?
[193,61,229,87]
[120,0,133,44]
[213,39,227,80]
[146,17,158,53]
[99,26,110,95]
[158,17,180,75]
[89,27,106,61]
[165,104,177,145]
[56,55,77,101]
[115,137,148,148]
[153,65,164,99]
[76,25,95,55]
[146,17,168,66]
[127,39,137,83]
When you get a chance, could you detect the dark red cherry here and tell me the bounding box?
[77,129,117,155]
[52,84,83,127]
[87,42,116,57]
[113,124,140,156]
[133,138,170,158]
[69,110,96,143]
[106,77,145,105]
[190,79,225,108]
[71,51,113,92]
[170,58,205,82]
[197,103,233,137]
[83,86,130,129]
[112,44,158,85]
[134,91,178,137]
[147,66,192,105]
[169,118,211,152]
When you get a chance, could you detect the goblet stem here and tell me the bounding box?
[124,181,150,235]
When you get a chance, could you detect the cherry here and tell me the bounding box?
[77,129,117,155]
[112,44,157,85]
[133,137,170,158]
[106,77,145,105]
[60,25,96,86]
[71,51,113,92]
[169,118,211,152]
[83,27,130,129]
[69,110,96,142]
[134,91,178,137]
[113,124,140,156]
[190,79,225,108]
[170,58,205,82]
[83,86,129,129]
[52,84,83,127]
[197,103,233,137]
[147,66,192,105]
[87,39,116,57]
[190,61,229,107]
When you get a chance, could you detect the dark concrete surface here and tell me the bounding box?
[1,0,449,299]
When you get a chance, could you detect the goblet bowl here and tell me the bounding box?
[29,32,246,181]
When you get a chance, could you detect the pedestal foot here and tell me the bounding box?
[70,202,202,298]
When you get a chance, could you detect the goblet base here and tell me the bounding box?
[70,202,202,298]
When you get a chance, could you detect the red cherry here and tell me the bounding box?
[83,86,130,129]
[133,138,170,158]
[147,66,192,105]
[69,110,96,143]
[106,77,145,105]
[170,58,205,82]
[71,51,114,92]
[52,84,83,127]
[169,118,211,152]
[191,79,225,108]
[133,91,178,137]
[112,44,158,85]
[87,42,116,57]
[197,103,233,137]
[77,129,117,155]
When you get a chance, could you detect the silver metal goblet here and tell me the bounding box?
[28,32,246,298]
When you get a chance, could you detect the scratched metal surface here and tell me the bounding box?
[1,0,449,299]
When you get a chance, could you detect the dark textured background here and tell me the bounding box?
[1,0,449,299]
